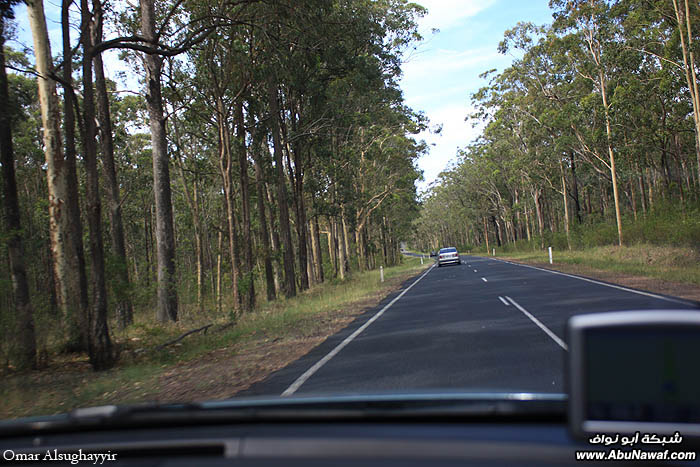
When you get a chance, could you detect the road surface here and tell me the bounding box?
[242,254,699,396]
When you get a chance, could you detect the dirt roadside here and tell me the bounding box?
[116,269,427,405]
[0,266,428,420]
[499,257,700,304]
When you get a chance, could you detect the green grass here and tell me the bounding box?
[0,256,428,420]
[493,244,700,286]
[455,202,700,286]
[458,201,700,255]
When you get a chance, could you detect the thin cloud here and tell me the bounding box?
[415,0,497,32]
[416,104,481,190]
[404,83,473,107]
[402,47,499,79]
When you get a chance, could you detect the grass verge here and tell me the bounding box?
[0,257,429,420]
[492,244,700,302]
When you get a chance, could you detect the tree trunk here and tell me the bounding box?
[265,183,282,295]
[569,153,582,223]
[647,168,654,209]
[306,221,315,285]
[636,160,647,214]
[523,196,532,243]
[560,160,571,250]
[310,216,324,283]
[149,204,156,278]
[171,157,205,313]
[140,0,177,322]
[217,101,241,314]
[327,226,336,275]
[42,237,58,317]
[672,0,700,188]
[514,189,522,240]
[295,198,310,290]
[216,229,223,315]
[675,131,694,198]
[355,228,365,271]
[60,0,90,350]
[81,0,114,370]
[533,189,544,248]
[599,70,623,246]
[206,225,215,298]
[253,143,276,301]
[193,183,204,309]
[235,101,254,311]
[629,180,638,221]
[482,216,489,253]
[267,79,296,297]
[309,216,323,284]
[342,210,351,268]
[331,220,340,277]
[284,114,309,292]
[337,217,347,277]
[93,2,133,327]
[27,0,89,350]
[507,217,516,244]
[491,216,503,247]
[544,194,555,232]
[143,201,150,285]
[0,21,36,369]
[286,162,310,289]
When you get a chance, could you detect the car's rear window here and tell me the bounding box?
[440,248,457,253]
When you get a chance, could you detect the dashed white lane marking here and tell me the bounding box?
[473,269,477,273]
[281,264,436,396]
[482,277,488,282]
[505,296,568,351]
[490,258,693,306]
[498,296,510,306]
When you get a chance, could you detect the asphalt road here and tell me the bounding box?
[241,254,699,397]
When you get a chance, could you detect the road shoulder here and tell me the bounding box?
[496,256,700,304]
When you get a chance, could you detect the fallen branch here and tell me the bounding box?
[212,321,236,334]
[154,324,213,352]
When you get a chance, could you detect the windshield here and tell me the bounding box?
[1,0,699,422]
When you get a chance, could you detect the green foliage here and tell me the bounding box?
[412,0,699,260]
[493,202,700,253]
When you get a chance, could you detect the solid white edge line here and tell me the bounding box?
[505,296,568,351]
[482,277,488,282]
[281,264,435,396]
[498,296,510,306]
[490,258,693,306]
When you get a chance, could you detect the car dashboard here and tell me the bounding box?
[1,395,695,466]
[0,406,585,466]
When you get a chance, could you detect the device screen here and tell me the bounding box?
[585,327,700,424]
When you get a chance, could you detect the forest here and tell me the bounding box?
[412,0,700,257]
[0,0,426,371]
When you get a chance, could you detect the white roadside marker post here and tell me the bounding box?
[492,248,495,256]
[548,246,553,264]
[380,266,384,283]
[420,255,424,265]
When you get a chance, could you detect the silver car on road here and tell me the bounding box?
[437,247,460,267]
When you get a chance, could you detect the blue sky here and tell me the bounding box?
[402,0,554,192]
[10,1,64,55]
[9,0,554,192]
